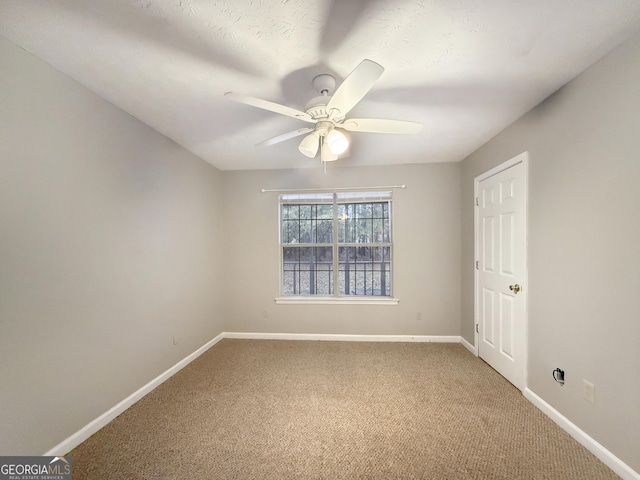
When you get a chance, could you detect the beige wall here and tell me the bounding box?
[0,37,226,455]
[460,32,640,471]
[222,164,461,335]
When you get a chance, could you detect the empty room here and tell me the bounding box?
[1,1,639,479]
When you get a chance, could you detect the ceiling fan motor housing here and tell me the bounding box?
[305,97,345,123]
[312,74,335,95]
[305,98,330,118]
[305,74,345,121]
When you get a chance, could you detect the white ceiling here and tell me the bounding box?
[2,1,640,171]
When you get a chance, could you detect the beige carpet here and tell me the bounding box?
[69,339,619,479]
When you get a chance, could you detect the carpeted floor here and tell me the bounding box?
[69,339,619,479]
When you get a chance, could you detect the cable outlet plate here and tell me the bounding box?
[582,380,595,404]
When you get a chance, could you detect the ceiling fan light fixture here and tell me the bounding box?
[298,132,319,158]
[321,139,339,162]
[326,129,349,155]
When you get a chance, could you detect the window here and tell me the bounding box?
[279,191,393,300]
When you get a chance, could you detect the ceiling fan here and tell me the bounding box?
[225,59,422,163]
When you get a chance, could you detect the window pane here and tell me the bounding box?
[282,205,298,220]
[299,219,312,243]
[337,205,345,243]
[316,219,333,243]
[282,219,299,244]
[373,203,382,218]
[338,246,390,296]
[338,204,357,243]
[283,246,333,295]
[356,203,370,218]
[317,204,333,219]
[357,219,372,243]
[373,219,383,243]
[383,218,390,243]
[300,205,312,219]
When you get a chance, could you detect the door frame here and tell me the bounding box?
[473,151,529,391]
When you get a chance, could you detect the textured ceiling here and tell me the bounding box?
[2,0,640,170]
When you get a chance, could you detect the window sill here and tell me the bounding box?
[274,296,399,305]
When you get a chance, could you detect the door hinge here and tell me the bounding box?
[475,260,479,270]
[476,324,479,333]
[475,197,479,206]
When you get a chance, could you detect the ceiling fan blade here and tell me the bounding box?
[256,128,315,147]
[321,138,339,162]
[326,59,384,117]
[225,92,315,124]
[339,118,423,134]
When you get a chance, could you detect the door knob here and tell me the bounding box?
[509,284,521,294]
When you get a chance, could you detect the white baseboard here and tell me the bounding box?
[460,336,476,354]
[42,332,474,456]
[44,332,226,456]
[524,388,639,480]
[224,332,462,343]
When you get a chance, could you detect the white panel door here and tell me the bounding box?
[477,159,526,390]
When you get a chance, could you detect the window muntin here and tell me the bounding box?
[280,191,392,297]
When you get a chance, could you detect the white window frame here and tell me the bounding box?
[275,191,399,305]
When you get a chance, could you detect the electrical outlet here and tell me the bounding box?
[553,368,565,385]
[262,310,269,318]
[417,312,422,321]
[582,380,595,404]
